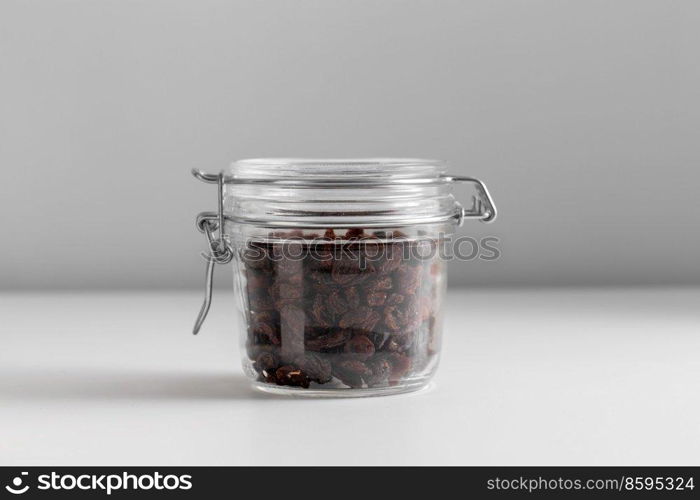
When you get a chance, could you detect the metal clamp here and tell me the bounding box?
[192,169,233,335]
[444,176,497,226]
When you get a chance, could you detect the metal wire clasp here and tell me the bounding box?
[444,176,498,226]
[191,169,233,335]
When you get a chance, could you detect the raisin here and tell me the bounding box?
[330,262,355,285]
[307,248,333,271]
[383,300,421,332]
[343,334,375,361]
[251,314,279,345]
[382,337,400,353]
[249,294,275,312]
[366,357,392,387]
[365,276,392,291]
[331,258,364,285]
[366,291,388,307]
[383,306,402,332]
[326,289,349,316]
[270,281,304,307]
[309,270,334,287]
[275,365,310,388]
[254,350,279,374]
[310,294,334,328]
[339,307,380,331]
[370,331,391,350]
[384,333,414,353]
[248,343,279,362]
[388,353,412,383]
[401,301,422,330]
[379,249,403,274]
[344,287,361,309]
[332,360,371,388]
[345,228,365,239]
[387,293,405,306]
[305,329,353,351]
[395,265,422,295]
[246,269,271,291]
[294,353,332,384]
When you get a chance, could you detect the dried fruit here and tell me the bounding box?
[379,249,402,273]
[345,228,365,239]
[396,265,422,295]
[249,294,275,312]
[243,229,440,390]
[310,294,334,328]
[383,299,421,332]
[305,329,353,351]
[338,307,380,331]
[343,334,375,361]
[388,353,412,383]
[294,353,332,384]
[383,305,402,332]
[251,312,279,345]
[326,289,349,316]
[387,293,405,306]
[275,365,310,388]
[254,350,279,373]
[401,301,422,331]
[366,276,392,292]
[366,291,388,307]
[332,359,371,388]
[344,287,361,309]
[366,357,392,387]
[246,269,271,291]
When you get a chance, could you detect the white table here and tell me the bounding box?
[1,288,698,465]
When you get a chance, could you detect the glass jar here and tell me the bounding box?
[192,159,496,397]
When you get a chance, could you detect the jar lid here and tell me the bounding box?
[228,158,447,184]
[192,158,496,229]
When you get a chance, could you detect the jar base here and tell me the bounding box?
[251,379,432,398]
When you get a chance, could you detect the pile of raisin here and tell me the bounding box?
[242,229,441,390]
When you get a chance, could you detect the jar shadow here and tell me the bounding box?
[0,368,278,401]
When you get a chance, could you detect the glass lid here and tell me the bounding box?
[191,158,496,229]
[228,158,447,183]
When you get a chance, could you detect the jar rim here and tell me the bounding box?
[228,158,447,183]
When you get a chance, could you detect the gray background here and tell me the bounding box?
[1,0,698,290]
